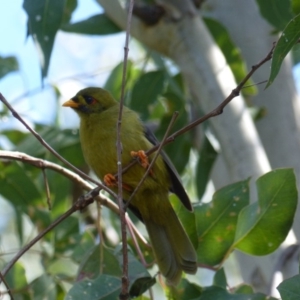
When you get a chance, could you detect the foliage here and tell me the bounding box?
[0,0,300,299]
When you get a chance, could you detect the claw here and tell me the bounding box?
[131,150,154,176]
[103,173,133,192]
[104,173,117,187]
[131,150,149,168]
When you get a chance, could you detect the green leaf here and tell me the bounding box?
[5,262,28,291]
[256,0,294,31]
[47,170,72,216]
[77,244,121,280]
[0,162,42,207]
[157,114,191,174]
[62,0,77,24]
[196,136,218,200]
[54,216,80,253]
[130,277,156,298]
[204,18,256,96]
[48,258,77,277]
[130,70,166,120]
[104,61,141,102]
[23,0,65,79]
[291,43,300,65]
[127,252,156,290]
[1,130,28,145]
[195,179,249,265]
[104,61,130,100]
[0,56,19,79]
[71,230,96,263]
[155,89,191,174]
[169,278,202,299]
[30,274,60,300]
[29,207,52,233]
[234,284,254,295]
[234,169,297,255]
[277,274,300,300]
[267,14,300,87]
[66,275,121,300]
[15,206,24,244]
[213,268,227,289]
[16,126,84,166]
[61,13,121,35]
[0,161,46,242]
[114,248,154,297]
[170,194,198,250]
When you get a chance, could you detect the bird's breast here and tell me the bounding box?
[79,111,170,196]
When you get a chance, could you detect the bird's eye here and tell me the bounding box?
[83,96,96,105]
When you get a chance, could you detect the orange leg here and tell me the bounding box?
[104,173,117,187]
[131,150,154,176]
[131,150,149,168]
[103,173,133,192]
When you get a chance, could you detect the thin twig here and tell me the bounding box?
[41,168,51,210]
[1,190,97,277]
[125,215,148,245]
[126,217,151,267]
[242,79,268,89]
[116,0,135,298]
[0,150,118,212]
[0,272,14,300]
[96,202,104,274]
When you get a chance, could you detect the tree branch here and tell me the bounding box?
[116,0,135,298]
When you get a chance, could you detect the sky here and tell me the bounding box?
[0,0,128,129]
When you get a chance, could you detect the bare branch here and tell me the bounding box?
[0,150,118,212]
[0,272,14,300]
[117,0,135,298]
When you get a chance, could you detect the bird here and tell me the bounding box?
[63,87,197,285]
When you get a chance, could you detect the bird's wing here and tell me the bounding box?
[144,126,193,211]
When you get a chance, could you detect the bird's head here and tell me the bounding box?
[62,87,117,115]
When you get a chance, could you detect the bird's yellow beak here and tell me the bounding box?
[62,99,79,108]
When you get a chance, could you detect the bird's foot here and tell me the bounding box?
[103,173,133,192]
[131,150,154,175]
[131,150,149,168]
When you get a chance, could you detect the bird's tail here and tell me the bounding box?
[144,208,197,285]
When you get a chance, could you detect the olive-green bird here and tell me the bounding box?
[63,87,197,285]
